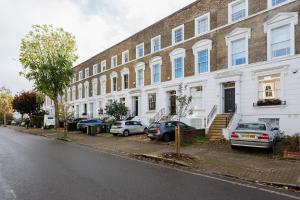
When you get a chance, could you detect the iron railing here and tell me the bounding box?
[205,105,217,128]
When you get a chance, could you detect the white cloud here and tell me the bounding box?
[0,0,195,94]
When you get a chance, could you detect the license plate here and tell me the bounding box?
[242,135,256,139]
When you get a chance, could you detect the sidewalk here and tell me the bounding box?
[7,126,300,189]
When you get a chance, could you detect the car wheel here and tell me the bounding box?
[123,130,129,137]
[163,133,171,142]
[143,128,148,134]
[231,145,238,150]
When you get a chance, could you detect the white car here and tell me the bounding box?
[110,121,147,136]
[230,122,279,150]
[44,115,55,129]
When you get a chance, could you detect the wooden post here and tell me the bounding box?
[175,126,181,156]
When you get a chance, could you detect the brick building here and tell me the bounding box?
[46,0,300,138]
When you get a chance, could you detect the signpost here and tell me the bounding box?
[175,126,181,156]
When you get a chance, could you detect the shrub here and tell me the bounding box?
[31,115,44,128]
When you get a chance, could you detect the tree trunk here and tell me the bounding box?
[3,113,7,127]
[53,98,59,129]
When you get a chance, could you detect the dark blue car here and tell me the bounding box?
[147,121,195,142]
[77,119,106,132]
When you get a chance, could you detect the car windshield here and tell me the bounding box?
[236,123,266,131]
[113,122,122,126]
[149,123,160,128]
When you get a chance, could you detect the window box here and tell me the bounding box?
[253,99,286,107]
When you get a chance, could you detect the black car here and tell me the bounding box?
[147,121,195,142]
[77,119,106,132]
[67,118,86,131]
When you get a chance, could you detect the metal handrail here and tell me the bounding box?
[152,108,166,123]
[206,105,217,127]
[226,104,237,128]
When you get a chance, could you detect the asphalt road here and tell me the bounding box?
[0,127,299,200]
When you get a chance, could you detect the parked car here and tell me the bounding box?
[230,122,279,150]
[147,121,195,142]
[77,119,106,132]
[67,118,86,131]
[110,121,147,136]
[44,115,55,129]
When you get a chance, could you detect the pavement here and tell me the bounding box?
[6,126,300,190]
[1,127,300,200]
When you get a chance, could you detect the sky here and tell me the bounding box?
[0,0,195,94]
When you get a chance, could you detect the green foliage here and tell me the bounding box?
[31,115,44,128]
[19,24,78,127]
[176,83,193,121]
[12,91,44,116]
[105,101,128,121]
[0,88,13,126]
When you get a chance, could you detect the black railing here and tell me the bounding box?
[206,105,217,127]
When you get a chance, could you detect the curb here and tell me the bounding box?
[133,153,192,168]
[134,153,300,191]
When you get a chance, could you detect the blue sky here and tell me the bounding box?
[0,0,195,94]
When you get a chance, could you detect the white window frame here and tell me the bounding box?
[169,48,186,80]
[93,64,98,75]
[72,86,76,101]
[263,12,298,61]
[148,93,157,111]
[136,43,144,59]
[225,28,251,68]
[78,83,82,99]
[151,35,161,53]
[110,72,118,93]
[84,81,89,99]
[150,56,162,84]
[101,60,106,72]
[121,67,129,90]
[67,87,71,101]
[228,0,248,23]
[172,24,185,45]
[135,62,145,88]
[122,50,129,64]
[267,0,295,9]
[85,68,90,78]
[92,78,98,97]
[195,13,210,36]
[100,75,107,96]
[192,39,212,75]
[111,55,118,68]
[79,71,83,80]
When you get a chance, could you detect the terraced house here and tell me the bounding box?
[53,0,300,139]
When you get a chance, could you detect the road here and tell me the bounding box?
[0,127,299,200]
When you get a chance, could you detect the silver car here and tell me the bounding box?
[230,122,279,149]
[110,121,147,136]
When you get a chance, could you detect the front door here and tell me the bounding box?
[135,97,139,116]
[224,88,235,113]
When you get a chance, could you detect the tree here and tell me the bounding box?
[176,83,192,121]
[105,101,128,121]
[58,101,74,138]
[0,88,13,126]
[12,91,44,119]
[19,24,77,128]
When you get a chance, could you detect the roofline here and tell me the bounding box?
[73,0,199,68]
